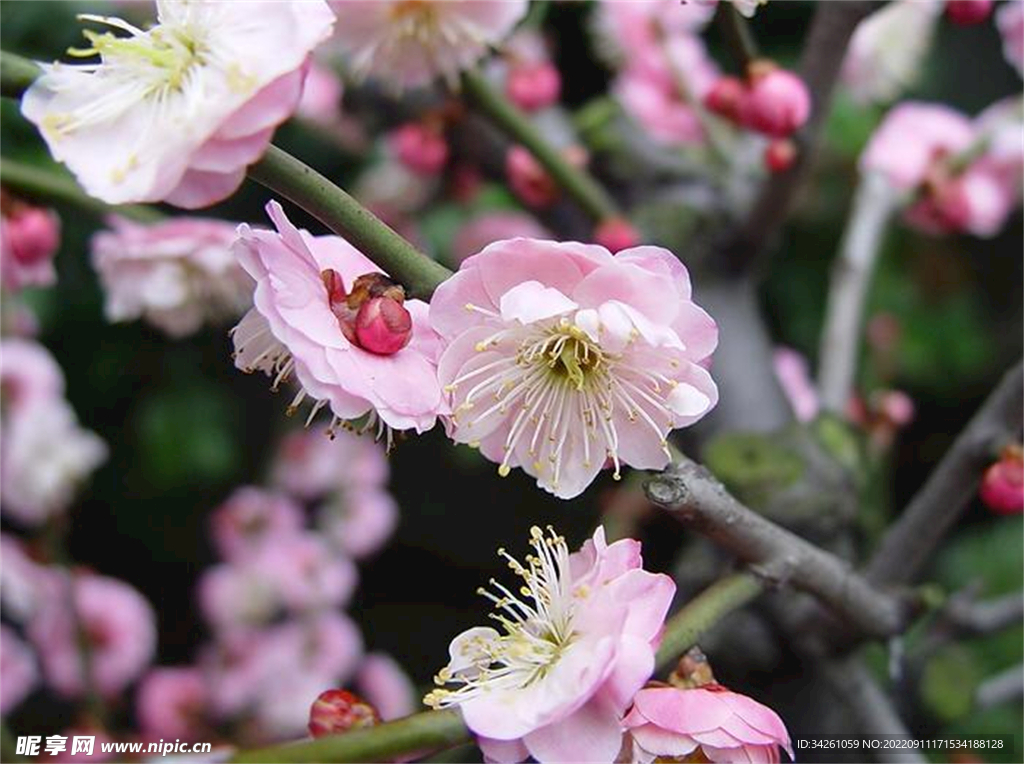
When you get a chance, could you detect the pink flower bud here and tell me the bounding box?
[594,218,641,252]
[505,145,559,207]
[980,447,1024,515]
[903,177,974,235]
[739,66,811,138]
[704,76,745,121]
[355,296,412,355]
[390,122,449,176]
[1,202,60,290]
[308,689,380,738]
[506,62,561,112]
[764,139,797,172]
[945,0,993,25]
[876,390,915,427]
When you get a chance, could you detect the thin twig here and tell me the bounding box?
[645,454,911,637]
[715,3,759,73]
[817,172,899,412]
[975,664,1024,710]
[0,50,39,99]
[865,361,1024,586]
[943,590,1024,637]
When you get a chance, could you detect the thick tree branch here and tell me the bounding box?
[645,455,910,638]
[865,361,1024,586]
[721,2,877,274]
[817,172,898,413]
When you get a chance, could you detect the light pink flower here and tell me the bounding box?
[506,62,561,112]
[425,526,675,764]
[997,1,1024,76]
[592,1,715,68]
[230,201,444,434]
[1,625,38,715]
[623,685,793,764]
[390,122,449,176]
[28,572,156,698]
[330,0,528,89]
[356,652,416,722]
[136,667,209,740]
[297,59,344,126]
[451,212,551,265]
[1,199,60,291]
[772,347,819,423]
[0,338,65,414]
[317,486,398,559]
[91,215,253,337]
[271,425,388,501]
[209,486,305,562]
[859,102,975,191]
[0,534,54,623]
[22,2,335,208]
[430,239,718,499]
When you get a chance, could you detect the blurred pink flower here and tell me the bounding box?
[772,347,819,423]
[945,0,993,25]
[0,534,53,623]
[271,425,389,501]
[592,0,714,68]
[980,446,1024,515]
[308,688,380,737]
[506,62,561,112]
[505,145,560,208]
[317,487,398,559]
[230,201,444,434]
[50,729,117,763]
[737,66,811,138]
[451,212,551,265]
[209,487,305,562]
[425,527,675,763]
[430,239,718,499]
[997,1,1024,75]
[136,667,209,740]
[594,218,641,253]
[0,337,65,414]
[28,572,156,698]
[390,123,449,176]
[22,2,335,208]
[356,652,417,722]
[91,216,253,338]
[623,685,793,764]
[1,625,38,715]
[330,0,528,89]
[1,199,59,291]
[297,60,345,126]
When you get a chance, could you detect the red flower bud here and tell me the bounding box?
[506,62,562,112]
[355,296,413,355]
[308,689,381,738]
[704,76,745,122]
[945,0,993,25]
[390,122,449,176]
[594,218,641,252]
[506,145,559,208]
[980,446,1024,515]
[764,139,797,173]
[738,67,811,138]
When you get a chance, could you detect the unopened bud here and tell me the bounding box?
[704,76,746,121]
[355,296,413,355]
[945,0,993,25]
[506,62,561,112]
[506,145,559,208]
[980,445,1024,515]
[308,689,381,738]
[739,65,811,138]
[594,218,640,252]
[764,139,797,173]
[390,122,449,176]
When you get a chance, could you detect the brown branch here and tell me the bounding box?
[721,2,877,275]
[976,664,1024,710]
[645,455,911,638]
[865,361,1024,587]
[943,589,1024,637]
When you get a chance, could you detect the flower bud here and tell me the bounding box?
[980,446,1024,515]
[1,198,60,290]
[738,64,811,138]
[506,62,561,112]
[308,689,381,738]
[355,296,413,355]
[945,0,993,25]
[506,145,559,207]
[390,122,449,176]
[704,76,745,121]
[764,139,797,172]
[594,218,640,252]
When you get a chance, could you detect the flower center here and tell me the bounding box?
[519,325,605,392]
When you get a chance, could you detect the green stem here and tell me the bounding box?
[247,146,452,300]
[0,157,162,223]
[228,709,469,764]
[0,51,40,99]
[461,69,621,223]
[1,720,27,763]
[655,572,764,672]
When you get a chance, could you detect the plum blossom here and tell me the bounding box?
[425,526,675,763]
[22,2,334,208]
[208,487,305,562]
[356,652,417,721]
[0,337,65,414]
[0,534,53,623]
[297,59,344,126]
[330,0,528,89]
[28,572,156,698]
[772,347,819,423]
[1,195,60,291]
[592,1,715,68]
[430,239,718,499]
[230,201,444,435]
[91,215,253,337]
[317,486,398,559]
[451,212,551,265]
[1,625,39,714]
[623,685,793,763]
[136,667,210,740]
[997,1,1024,76]
[271,425,388,501]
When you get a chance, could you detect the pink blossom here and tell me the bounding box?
[209,487,305,562]
[765,139,798,173]
[390,123,449,176]
[356,652,417,722]
[505,145,560,208]
[230,201,444,434]
[592,1,715,68]
[623,685,793,764]
[425,526,675,763]
[738,66,811,138]
[1,199,59,291]
[50,729,117,763]
[297,60,345,126]
[317,487,398,559]
[860,102,975,191]
[0,534,54,623]
[594,218,641,253]
[1,625,38,714]
[980,447,1024,515]
[330,1,528,89]
[997,1,1024,75]
[430,239,718,499]
[271,425,388,501]
[772,347,819,423]
[91,215,253,338]
[0,338,65,415]
[136,667,209,740]
[28,572,156,698]
[452,212,551,264]
[506,62,561,112]
[22,2,335,208]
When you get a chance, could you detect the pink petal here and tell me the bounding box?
[523,698,625,763]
